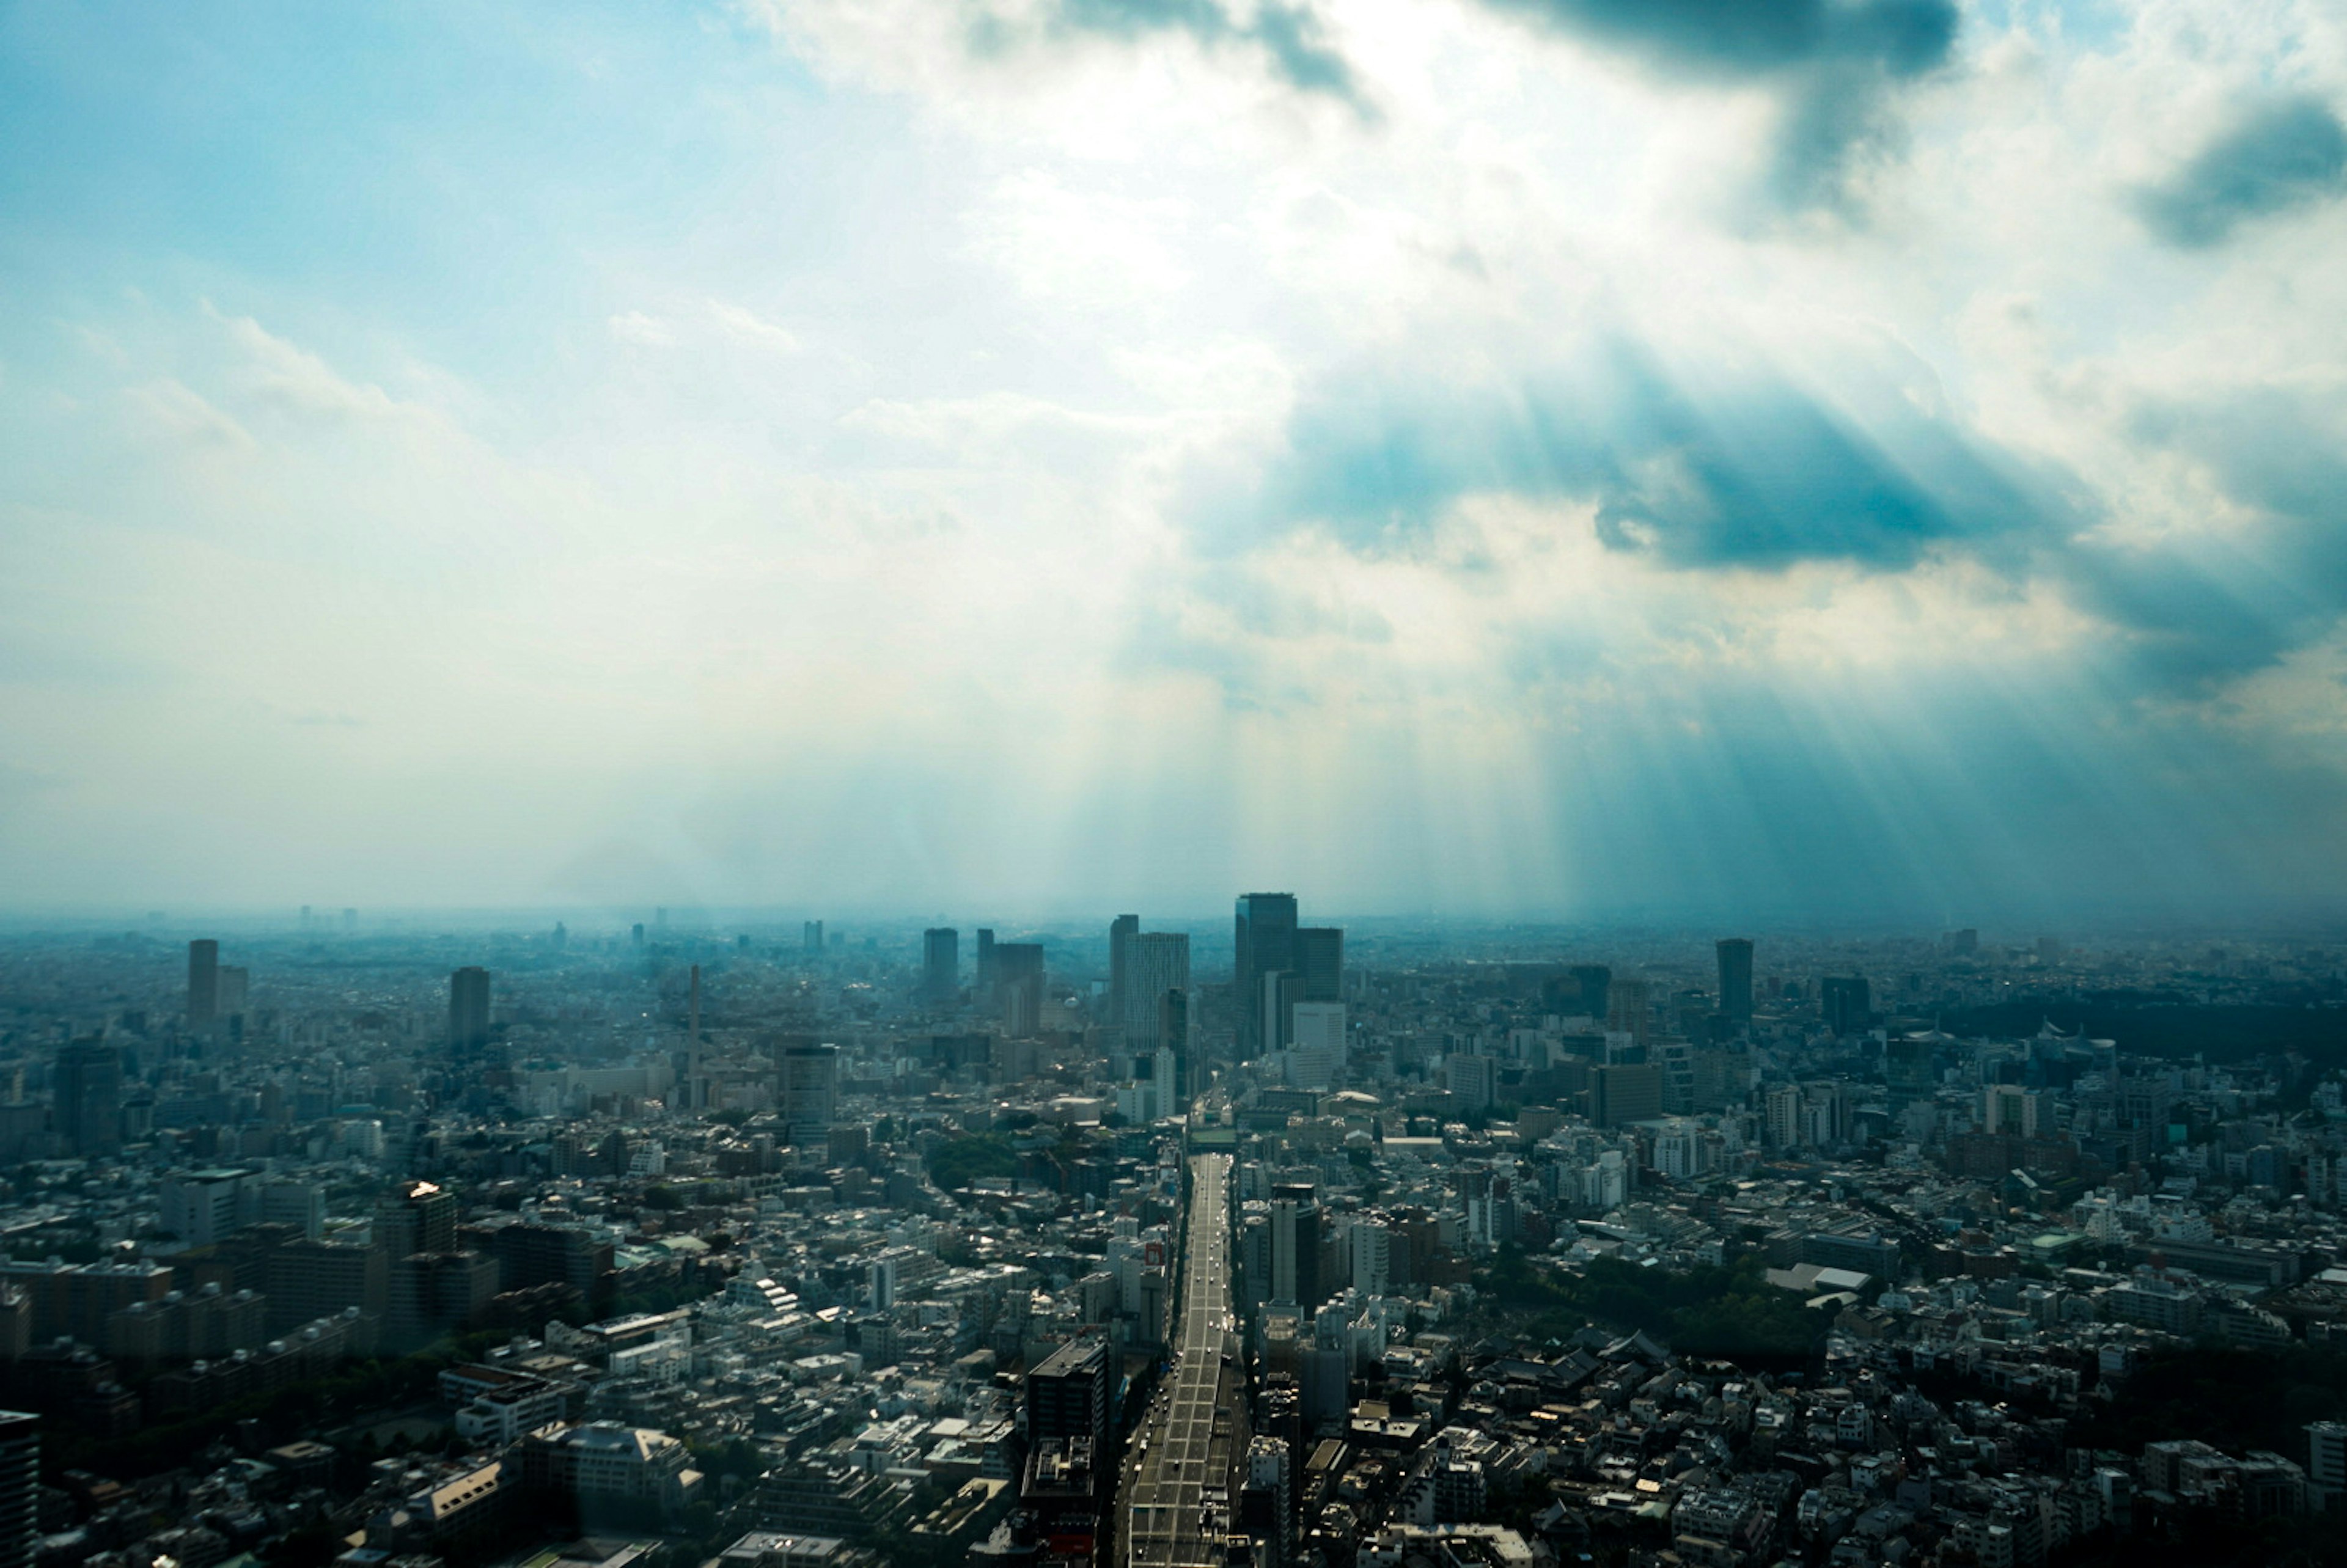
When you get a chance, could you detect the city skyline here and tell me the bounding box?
[3,3,2346,920]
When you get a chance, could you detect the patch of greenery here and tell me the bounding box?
[1481,1246,1832,1367]
[924,1131,1019,1193]
[2066,1344,2347,1457]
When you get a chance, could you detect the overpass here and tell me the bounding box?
[1122,1152,1243,1568]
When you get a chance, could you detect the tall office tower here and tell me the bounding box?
[1885,1036,1936,1108]
[631,923,646,948]
[1107,914,1139,1029]
[188,939,219,1029]
[1287,1002,1345,1092]
[994,943,1046,1038]
[1026,1337,1111,1448]
[0,1410,34,1568]
[1821,976,1871,1037]
[375,1179,458,1258]
[1241,1437,1294,1568]
[1269,1183,1321,1311]
[448,967,491,1049]
[1569,964,1611,1020]
[1296,927,1344,1002]
[975,928,997,991]
[1121,931,1191,1048]
[1983,1083,2040,1138]
[1235,893,1300,1055]
[1160,989,1190,1102]
[1607,978,1651,1047]
[1765,1084,1804,1148]
[781,1044,840,1140]
[922,928,960,1005]
[53,1039,122,1158]
[1716,938,1754,1024]
[1590,1063,1664,1127]
[1260,970,1306,1056]
[803,920,825,955]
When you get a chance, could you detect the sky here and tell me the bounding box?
[2,0,2346,924]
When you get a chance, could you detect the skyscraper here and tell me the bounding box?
[53,1039,121,1158]
[1821,976,1871,1037]
[1269,1182,1321,1311]
[922,928,959,1005]
[449,967,491,1049]
[803,920,824,955]
[994,943,1045,1038]
[781,1044,840,1140]
[1568,964,1611,1020]
[1160,988,1189,1103]
[0,1410,35,1568]
[1716,939,1754,1024]
[1234,893,1299,1055]
[975,928,996,992]
[187,939,219,1029]
[1296,927,1343,1002]
[375,1178,458,1259]
[1108,914,1139,1030]
[1121,931,1191,1049]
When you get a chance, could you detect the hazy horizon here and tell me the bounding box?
[7,2,2347,920]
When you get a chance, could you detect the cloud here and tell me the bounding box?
[979,0,1365,108]
[2068,384,2347,687]
[2132,94,2347,248]
[1222,339,2065,571]
[1480,0,1960,213]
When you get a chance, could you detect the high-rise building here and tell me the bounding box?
[1296,927,1343,1002]
[188,939,219,1029]
[922,928,959,1005]
[1568,964,1611,1020]
[449,967,491,1049]
[1241,1436,1294,1568]
[1026,1336,1111,1449]
[1121,932,1191,1048]
[0,1410,35,1568]
[1160,988,1189,1104]
[1716,939,1754,1024]
[994,943,1045,1038]
[781,1044,840,1139]
[53,1039,121,1158]
[1107,914,1139,1030]
[1287,1002,1345,1093]
[1235,893,1300,1055]
[1590,1063,1664,1127]
[376,1179,458,1258]
[1270,1183,1322,1311]
[803,920,825,956]
[1821,976,1871,1037]
[975,928,996,992]
[1607,978,1651,1047]
[1259,970,1305,1056]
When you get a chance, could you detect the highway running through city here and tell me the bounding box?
[1123,1151,1241,1568]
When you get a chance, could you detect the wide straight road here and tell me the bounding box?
[1123,1152,1242,1568]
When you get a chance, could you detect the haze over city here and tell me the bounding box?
[6,1,2347,921]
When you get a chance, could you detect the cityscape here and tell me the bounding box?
[8,3,2347,1568]
[0,907,2342,1568]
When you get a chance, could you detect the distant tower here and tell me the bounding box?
[1161,988,1190,1103]
[1296,927,1344,1001]
[803,920,825,956]
[1822,976,1872,1037]
[631,923,645,948]
[0,1409,35,1568]
[994,943,1046,1038]
[448,967,491,1050]
[1122,932,1191,1050]
[1569,964,1611,1020]
[1234,893,1299,1057]
[187,939,219,1029]
[781,1044,840,1141]
[923,928,960,1005]
[1108,915,1139,1032]
[688,964,702,1042]
[1716,939,1754,1024]
[53,1039,121,1158]
[975,928,997,992]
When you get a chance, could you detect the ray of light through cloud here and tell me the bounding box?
[4,0,2347,921]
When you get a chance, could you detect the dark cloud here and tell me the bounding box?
[1025,0,1364,106]
[2133,95,2347,249]
[2066,388,2347,687]
[1480,0,1960,213]
[1226,342,2063,571]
